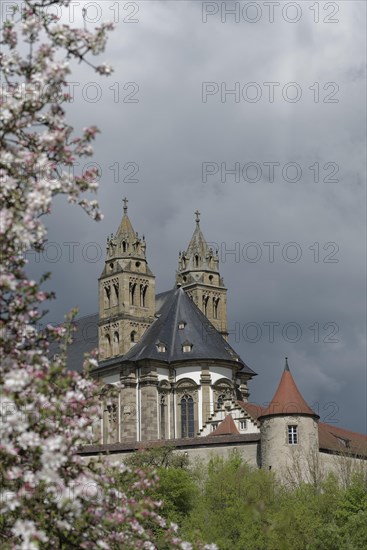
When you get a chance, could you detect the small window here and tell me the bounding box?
[182,341,193,353]
[178,321,186,330]
[211,422,219,431]
[288,425,298,445]
[239,419,247,431]
[156,342,166,353]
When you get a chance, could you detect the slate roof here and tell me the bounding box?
[104,287,255,373]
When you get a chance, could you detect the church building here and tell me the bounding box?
[63,199,367,481]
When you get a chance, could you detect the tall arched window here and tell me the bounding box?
[112,283,119,306]
[213,297,219,319]
[140,284,147,307]
[112,331,119,355]
[195,254,199,268]
[129,282,136,305]
[202,295,209,316]
[160,395,166,439]
[122,241,127,253]
[104,334,111,357]
[104,286,111,309]
[181,394,194,438]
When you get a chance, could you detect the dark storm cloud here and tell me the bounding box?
[27,1,366,433]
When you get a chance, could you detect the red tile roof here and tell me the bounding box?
[319,422,367,457]
[211,414,239,436]
[238,401,266,420]
[259,359,317,418]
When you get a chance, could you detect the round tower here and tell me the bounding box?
[259,358,319,483]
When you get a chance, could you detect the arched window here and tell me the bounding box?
[104,286,111,309]
[112,283,119,306]
[130,330,137,343]
[195,254,199,268]
[112,331,119,355]
[202,295,209,316]
[140,284,147,307]
[104,334,111,357]
[122,241,127,253]
[181,394,194,438]
[129,282,136,305]
[213,297,219,319]
[160,395,166,439]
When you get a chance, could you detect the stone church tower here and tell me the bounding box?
[98,198,156,359]
[176,210,228,338]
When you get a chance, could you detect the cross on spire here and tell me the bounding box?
[195,209,200,225]
[123,197,128,214]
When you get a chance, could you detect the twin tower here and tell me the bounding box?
[98,199,228,359]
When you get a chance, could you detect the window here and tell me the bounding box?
[129,282,136,305]
[213,297,219,319]
[288,425,298,445]
[160,396,166,439]
[156,342,166,353]
[202,295,209,315]
[122,241,127,253]
[239,419,247,431]
[182,341,193,353]
[130,330,137,343]
[140,284,147,307]
[112,331,119,356]
[195,254,199,267]
[181,394,194,438]
[211,422,219,431]
[178,321,186,330]
[104,286,111,309]
[104,334,111,357]
[216,393,226,410]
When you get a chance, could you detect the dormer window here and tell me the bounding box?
[182,341,193,353]
[336,436,350,448]
[156,342,166,353]
[178,321,186,330]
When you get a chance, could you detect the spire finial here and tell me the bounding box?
[195,209,200,225]
[285,357,290,371]
[123,197,128,214]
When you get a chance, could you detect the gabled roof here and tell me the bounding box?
[211,415,239,436]
[116,287,255,373]
[258,359,317,418]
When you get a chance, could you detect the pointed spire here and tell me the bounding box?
[259,360,318,419]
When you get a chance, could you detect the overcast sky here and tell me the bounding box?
[27,1,366,434]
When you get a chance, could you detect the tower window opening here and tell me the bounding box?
[104,286,111,309]
[130,330,137,343]
[213,297,220,319]
[195,254,199,268]
[122,241,127,253]
[104,334,111,357]
[129,282,136,305]
[140,284,147,307]
[288,425,298,445]
[112,331,119,356]
[202,295,209,316]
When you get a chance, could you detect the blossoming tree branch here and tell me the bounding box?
[0,2,214,548]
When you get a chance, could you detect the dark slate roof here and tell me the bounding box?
[48,313,98,373]
[104,287,255,374]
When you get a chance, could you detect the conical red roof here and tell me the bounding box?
[259,359,317,418]
[211,414,239,436]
